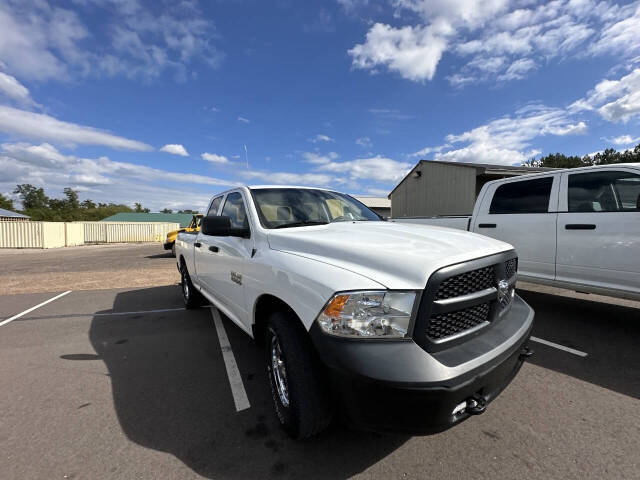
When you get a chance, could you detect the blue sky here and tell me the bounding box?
[1,0,640,211]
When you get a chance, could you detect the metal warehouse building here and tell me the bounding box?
[389,160,552,218]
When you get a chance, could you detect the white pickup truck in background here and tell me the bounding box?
[395,164,640,300]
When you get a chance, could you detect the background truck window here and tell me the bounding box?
[568,171,640,212]
[490,177,553,214]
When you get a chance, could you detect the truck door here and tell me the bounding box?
[200,191,253,329]
[194,195,223,290]
[556,168,640,294]
[471,174,559,281]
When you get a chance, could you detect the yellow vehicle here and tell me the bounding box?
[164,214,203,256]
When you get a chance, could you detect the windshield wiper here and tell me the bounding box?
[273,221,329,229]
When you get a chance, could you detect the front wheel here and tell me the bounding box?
[266,311,333,439]
[180,263,205,309]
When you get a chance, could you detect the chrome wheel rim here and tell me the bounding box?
[270,333,289,407]
[181,270,189,300]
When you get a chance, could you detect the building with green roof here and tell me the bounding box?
[100,212,196,228]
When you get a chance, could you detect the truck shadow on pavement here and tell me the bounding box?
[89,286,408,479]
[517,288,640,399]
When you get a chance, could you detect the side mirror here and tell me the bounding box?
[201,215,231,236]
[201,215,250,238]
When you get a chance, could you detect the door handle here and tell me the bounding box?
[478,223,496,228]
[209,245,219,253]
[194,242,202,248]
[565,224,596,230]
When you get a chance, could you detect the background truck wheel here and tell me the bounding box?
[265,311,333,439]
[171,243,176,257]
[180,263,205,309]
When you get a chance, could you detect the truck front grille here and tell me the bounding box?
[427,303,491,340]
[414,254,518,348]
[505,258,518,279]
[435,266,494,300]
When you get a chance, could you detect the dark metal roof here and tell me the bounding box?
[0,207,29,218]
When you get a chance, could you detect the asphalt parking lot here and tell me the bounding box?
[1,245,639,479]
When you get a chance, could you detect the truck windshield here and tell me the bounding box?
[251,188,381,229]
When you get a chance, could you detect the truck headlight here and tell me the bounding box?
[316,291,416,338]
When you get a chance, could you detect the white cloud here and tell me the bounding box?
[419,104,588,165]
[349,1,640,85]
[0,142,234,210]
[0,105,152,151]
[355,136,372,148]
[201,152,229,164]
[570,68,640,123]
[310,134,334,143]
[303,151,339,164]
[608,134,640,146]
[160,144,189,156]
[348,23,448,81]
[410,144,450,157]
[237,116,250,123]
[0,0,222,82]
[0,71,36,105]
[497,58,537,82]
[242,170,334,186]
[315,155,412,183]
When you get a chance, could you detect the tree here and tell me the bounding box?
[134,202,150,213]
[81,199,96,209]
[160,208,173,214]
[0,193,14,211]
[178,209,197,214]
[526,144,640,169]
[13,184,49,209]
[63,188,80,210]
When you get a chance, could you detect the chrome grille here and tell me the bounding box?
[418,255,518,345]
[435,266,495,300]
[427,303,490,340]
[505,258,518,279]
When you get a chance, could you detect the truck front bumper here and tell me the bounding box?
[309,294,534,434]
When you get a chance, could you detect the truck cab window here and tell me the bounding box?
[207,196,223,216]
[222,192,249,229]
[490,177,553,214]
[568,171,640,212]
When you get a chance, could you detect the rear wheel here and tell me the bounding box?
[180,263,205,309]
[265,311,333,439]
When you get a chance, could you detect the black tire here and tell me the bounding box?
[171,243,176,257]
[180,262,205,309]
[265,311,333,439]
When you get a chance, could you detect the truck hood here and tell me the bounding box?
[267,221,514,289]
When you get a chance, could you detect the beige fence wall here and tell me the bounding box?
[64,223,85,247]
[81,222,179,244]
[0,221,43,248]
[0,221,179,248]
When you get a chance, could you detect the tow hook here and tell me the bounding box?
[519,345,534,360]
[465,395,487,416]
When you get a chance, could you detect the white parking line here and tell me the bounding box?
[530,336,588,357]
[95,307,186,316]
[0,291,72,327]
[210,307,250,412]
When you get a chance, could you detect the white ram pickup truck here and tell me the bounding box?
[397,164,640,301]
[176,186,534,438]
